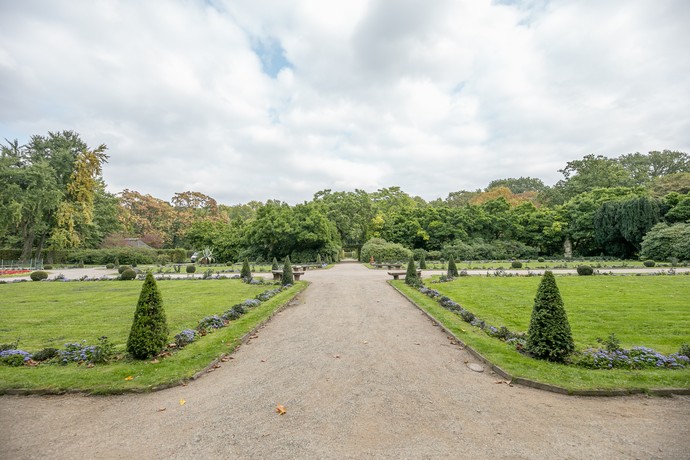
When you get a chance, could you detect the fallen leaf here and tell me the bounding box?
[124,375,134,381]
[179,399,186,406]
[362,340,368,344]
[275,404,286,415]
[213,364,221,369]
[333,354,340,359]
[157,407,166,412]
[86,363,94,368]
[220,356,230,362]
[261,359,266,362]
[150,359,159,364]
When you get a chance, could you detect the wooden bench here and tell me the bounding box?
[271,270,304,281]
[387,270,422,280]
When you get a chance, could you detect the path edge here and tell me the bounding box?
[389,281,690,397]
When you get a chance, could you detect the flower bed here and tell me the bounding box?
[0,269,31,276]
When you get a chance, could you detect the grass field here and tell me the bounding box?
[393,276,690,391]
[0,279,306,393]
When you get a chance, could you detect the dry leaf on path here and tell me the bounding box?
[275,404,286,415]
[124,376,134,381]
[157,407,166,412]
[179,399,186,406]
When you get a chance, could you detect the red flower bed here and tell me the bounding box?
[0,269,31,276]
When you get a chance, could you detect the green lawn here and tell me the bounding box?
[393,276,690,392]
[0,279,306,394]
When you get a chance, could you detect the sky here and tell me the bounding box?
[1,0,689,205]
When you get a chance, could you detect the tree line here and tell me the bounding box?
[2,131,689,263]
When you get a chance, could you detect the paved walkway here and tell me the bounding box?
[1,263,688,459]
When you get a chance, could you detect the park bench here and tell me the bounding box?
[375,263,403,269]
[387,270,422,280]
[271,270,304,281]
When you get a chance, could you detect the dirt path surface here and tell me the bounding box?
[1,263,689,459]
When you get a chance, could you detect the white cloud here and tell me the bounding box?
[1,0,688,204]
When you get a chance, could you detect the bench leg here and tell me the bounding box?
[393,274,399,280]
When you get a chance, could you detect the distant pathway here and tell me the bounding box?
[1,263,688,459]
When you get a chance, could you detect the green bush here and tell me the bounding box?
[271,257,279,271]
[43,265,53,270]
[30,271,49,281]
[405,257,419,286]
[120,268,137,280]
[105,263,115,269]
[419,254,427,269]
[241,258,252,279]
[281,256,294,285]
[32,347,58,362]
[185,264,196,274]
[360,238,411,264]
[643,260,656,267]
[511,261,523,269]
[526,271,575,362]
[126,272,169,359]
[537,257,545,263]
[447,256,458,277]
[576,265,594,276]
[118,265,131,274]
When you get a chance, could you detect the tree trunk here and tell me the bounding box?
[20,222,35,262]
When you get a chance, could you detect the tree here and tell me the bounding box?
[126,272,169,359]
[618,150,690,185]
[281,256,294,285]
[639,223,690,261]
[404,257,418,286]
[271,257,279,270]
[526,271,574,362]
[593,196,661,257]
[486,177,546,194]
[547,154,633,204]
[447,255,458,277]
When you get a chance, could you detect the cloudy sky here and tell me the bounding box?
[1,1,689,204]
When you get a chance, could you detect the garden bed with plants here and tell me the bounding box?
[392,275,690,392]
[0,278,307,394]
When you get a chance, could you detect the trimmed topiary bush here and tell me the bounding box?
[405,257,419,286]
[643,260,656,267]
[186,264,196,274]
[105,263,115,269]
[120,268,137,280]
[526,271,575,362]
[271,257,279,271]
[281,256,294,285]
[30,271,49,281]
[537,257,545,263]
[419,254,427,269]
[118,265,131,274]
[576,265,594,276]
[32,347,58,362]
[511,261,523,269]
[126,272,169,359]
[447,255,458,278]
[43,265,53,270]
[241,258,252,280]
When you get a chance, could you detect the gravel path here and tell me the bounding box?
[1,263,689,459]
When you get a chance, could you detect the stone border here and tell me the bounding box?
[1,283,309,396]
[390,282,690,397]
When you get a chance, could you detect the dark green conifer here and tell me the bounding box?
[126,272,169,359]
[447,255,458,277]
[405,257,418,286]
[419,254,427,269]
[526,271,575,362]
[271,257,279,271]
[241,258,252,280]
[281,256,294,285]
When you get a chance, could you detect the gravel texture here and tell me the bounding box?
[1,263,689,459]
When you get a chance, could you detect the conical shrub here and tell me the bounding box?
[447,255,458,277]
[419,254,427,269]
[281,256,294,285]
[526,271,575,362]
[241,258,252,280]
[405,257,418,286]
[271,257,279,271]
[126,272,169,359]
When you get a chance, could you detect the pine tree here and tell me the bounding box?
[526,271,575,362]
[419,253,427,269]
[241,258,252,280]
[271,257,279,271]
[281,256,294,285]
[447,255,458,277]
[126,272,169,359]
[405,257,418,286]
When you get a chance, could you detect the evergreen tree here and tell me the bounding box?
[419,253,427,269]
[447,255,458,277]
[526,271,575,362]
[316,254,322,265]
[271,257,279,271]
[241,258,252,280]
[405,257,418,286]
[126,272,169,359]
[281,256,294,285]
